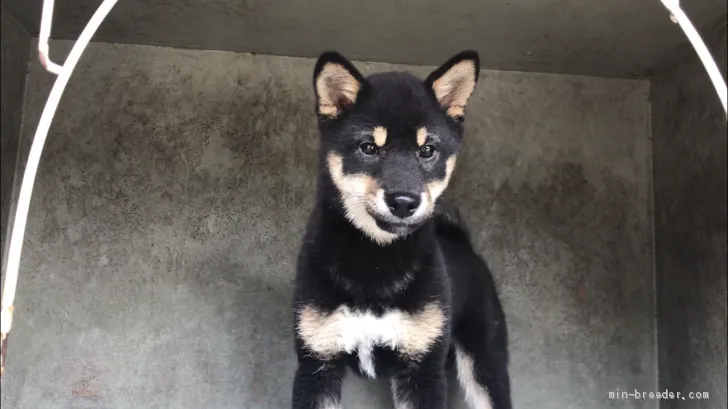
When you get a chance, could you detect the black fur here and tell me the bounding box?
[292,51,511,409]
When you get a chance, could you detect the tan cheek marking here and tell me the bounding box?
[327,152,397,245]
[327,153,376,195]
[327,153,345,185]
[366,177,378,193]
[373,126,388,147]
[427,155,457,201]
[416,127,428,147]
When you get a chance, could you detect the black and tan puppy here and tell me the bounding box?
[292,51,512,409]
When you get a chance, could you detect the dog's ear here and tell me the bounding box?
[313,52,365,118]
[425,51,480,120]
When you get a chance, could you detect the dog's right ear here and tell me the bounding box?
[313,52,365,118]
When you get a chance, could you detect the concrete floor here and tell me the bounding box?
[0,39,658,409]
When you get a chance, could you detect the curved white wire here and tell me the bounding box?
[39,0,63,74]
[660,0,728,116]
[0,0,119,338]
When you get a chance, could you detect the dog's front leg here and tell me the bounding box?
[292,356,346,409]
[391,368,448,409]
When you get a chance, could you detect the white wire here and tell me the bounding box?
[38,0,63,74]
[660,0,728,116]
[0,0,119,337]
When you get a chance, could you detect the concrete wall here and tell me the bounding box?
[0,6,30,279]
[1,0,726,78]
[651,18,727,409]
[0,41,654,408]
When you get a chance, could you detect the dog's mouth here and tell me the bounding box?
[367,206,430,235]
[375,219,423,235]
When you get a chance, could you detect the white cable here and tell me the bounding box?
[659,0,728,116]
[38,0,63,74]
[0,0,119,374]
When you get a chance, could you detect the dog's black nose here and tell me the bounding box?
[385,192,421,218]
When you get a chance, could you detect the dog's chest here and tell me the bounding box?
[297,303,445,379]
[338,309,407,379]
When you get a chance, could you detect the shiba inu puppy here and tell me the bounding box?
[292,50,512,409]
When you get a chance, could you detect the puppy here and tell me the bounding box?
[291,51,512,409]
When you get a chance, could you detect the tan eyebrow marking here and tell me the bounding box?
[416,127,428,147]
[373,126,388,147]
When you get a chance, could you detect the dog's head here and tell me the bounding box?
[313,51,480,245]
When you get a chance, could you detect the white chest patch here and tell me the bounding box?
[297,303,445,379]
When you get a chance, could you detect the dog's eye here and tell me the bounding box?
[359,142,379,156]
[419,145,436,159]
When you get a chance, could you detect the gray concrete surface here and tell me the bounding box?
[0,40,655,409]
[1,0,726,78]
[651,18,728,409]
[0,5,30,280]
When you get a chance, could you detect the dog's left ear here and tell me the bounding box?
[425,51,480,120]
[313,52,366,118]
